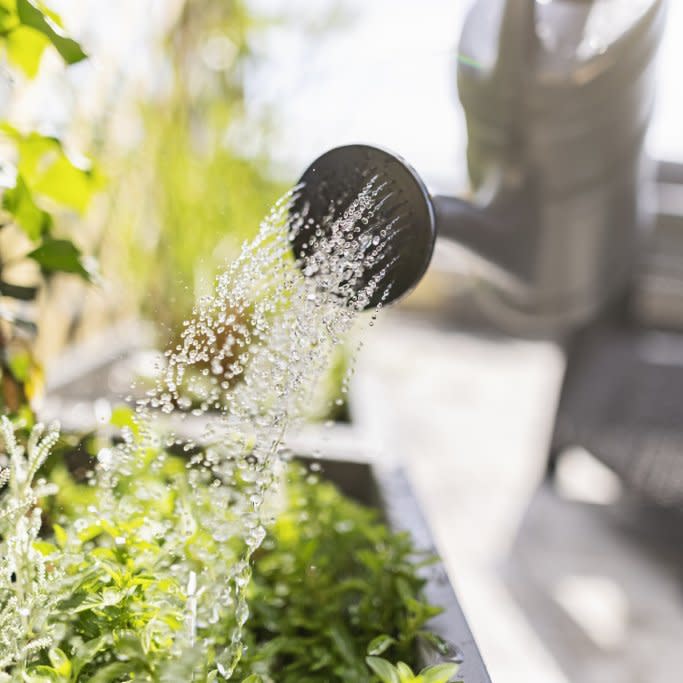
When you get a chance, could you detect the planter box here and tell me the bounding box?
[302,456,491,683]
[50,428,491,681]
[42,334,491,680]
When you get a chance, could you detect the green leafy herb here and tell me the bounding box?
[366,656,459,683]
[0,418,451,682]
[234,466,443,682]
[0,416,61,671]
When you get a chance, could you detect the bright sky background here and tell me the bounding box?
[44,0,683,193]
[245,0,683,192]
[243,0,468,192]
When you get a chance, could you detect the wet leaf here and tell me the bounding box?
[52,523,67,548]
[22,666,62,682]
[47,648,71,678]
[420,663,460,683]
[368,634,397,656]
[110,404,140,439]
[366,657,401,683]
[33,540,59,556]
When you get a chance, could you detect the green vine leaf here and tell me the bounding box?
[2,173,52,239]
[4,23,47,78]
[0,280,39,301]
[15,0,86,65]
[0,0,86,77]
[1,125,101,214]
[27,237,92,280]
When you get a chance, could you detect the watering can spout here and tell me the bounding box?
[431,193,530,290]
[290,144,522,311]
[293,0,665,333]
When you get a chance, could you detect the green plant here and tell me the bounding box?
[366,657,459,683]
[0,1,100,411]
[0,415,61,671]
[100,0,285,336]
[0,0,85,76]
[234,466,443,682]
[0,415,453,681]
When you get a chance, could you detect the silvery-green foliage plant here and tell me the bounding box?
[0,414,448,682]
[0,417,60,672]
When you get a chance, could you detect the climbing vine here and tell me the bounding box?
[0,0,99,412]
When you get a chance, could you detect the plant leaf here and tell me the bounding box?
[368,634,397,656]
[71,635,108,678]
[2,174,52,240]
[396,662,415,682]
[110,404,140,439]
[16,0,86,64]
[33,540,59,556]
[0,280,39,301]
[30,151,100,213]
[83,660,139,683]
[1,126,100,214]
[4,24,48,77]
[22,666,62,682]
[52,522,67,548]
[420,663,460,683]
[366,657,401,683]
[47,648,71,678]
[28,238,92,280]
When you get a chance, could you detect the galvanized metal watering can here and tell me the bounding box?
[293,0,666,336]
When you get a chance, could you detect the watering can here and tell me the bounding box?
[293,0,666,336]
[294,0,683,507]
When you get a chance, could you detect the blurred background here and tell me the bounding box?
[2,1,683,681]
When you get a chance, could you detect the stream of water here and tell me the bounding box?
[106,181,397,677]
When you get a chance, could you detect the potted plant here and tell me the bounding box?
[0,412,489,681]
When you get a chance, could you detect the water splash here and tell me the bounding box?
[102,180,397,677]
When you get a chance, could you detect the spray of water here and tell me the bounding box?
[94,180,398,677]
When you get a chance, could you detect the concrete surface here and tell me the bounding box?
[349,311,683,683]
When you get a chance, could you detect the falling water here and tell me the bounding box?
[98,180,400,677]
